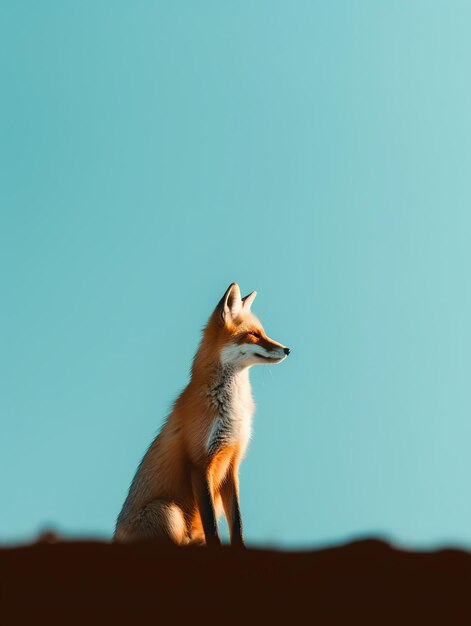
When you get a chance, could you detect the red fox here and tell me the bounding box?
[114,283,290,546]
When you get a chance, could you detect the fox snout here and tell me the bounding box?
[261,338,290,360]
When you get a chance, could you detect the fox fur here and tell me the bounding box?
[114,283,290,546]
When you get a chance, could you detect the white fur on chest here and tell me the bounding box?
[206,368,254,456]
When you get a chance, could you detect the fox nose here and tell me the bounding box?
[283,347,291,356]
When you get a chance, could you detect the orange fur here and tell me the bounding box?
[114,283,289,545]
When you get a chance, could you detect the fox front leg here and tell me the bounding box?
[191,469,222,547]
[220,470,244,547]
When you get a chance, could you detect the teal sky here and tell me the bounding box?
[1,1,471,548]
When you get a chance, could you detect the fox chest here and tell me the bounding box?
[206,373,254,458]
[206,409,252,458]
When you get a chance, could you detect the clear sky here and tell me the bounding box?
[1,1,471,548]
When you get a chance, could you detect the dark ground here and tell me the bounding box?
[1,537,470,624]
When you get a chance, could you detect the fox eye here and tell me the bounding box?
[248,331,261,339]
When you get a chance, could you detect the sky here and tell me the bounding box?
[1,1,471,549]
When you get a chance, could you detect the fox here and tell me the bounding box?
[114,282,290,546]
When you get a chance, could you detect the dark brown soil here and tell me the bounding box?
[1,538,470,624]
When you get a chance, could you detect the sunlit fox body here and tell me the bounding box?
[114,283,290,546]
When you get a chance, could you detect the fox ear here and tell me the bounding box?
[242,291,257,311]
[217,283,242,324]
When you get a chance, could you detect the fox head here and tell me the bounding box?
[198,283,290,371]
